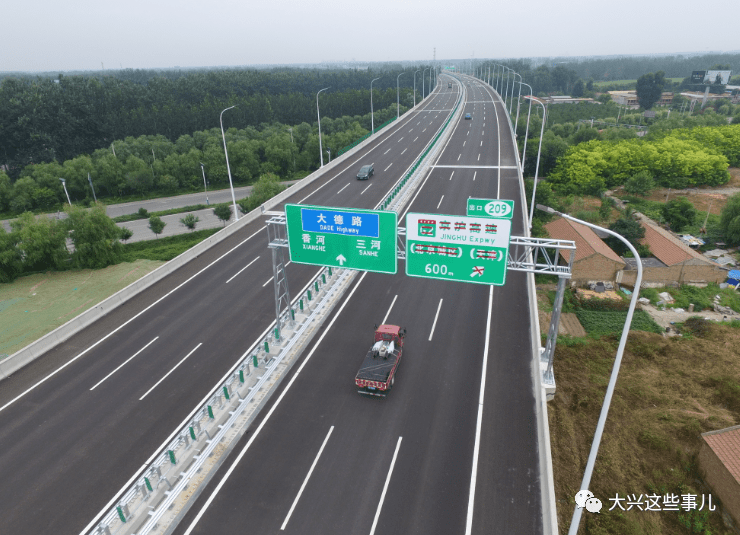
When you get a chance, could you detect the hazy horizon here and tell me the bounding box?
[5,0,738,73]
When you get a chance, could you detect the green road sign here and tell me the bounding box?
[406,212,512,285]
[285,204,397,274]
[466,198,515,220]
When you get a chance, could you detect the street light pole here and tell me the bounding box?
[316,86,330,167]
[423,68,429,98]
[536,205,644,535]
[199,162,209,205]
[512,72,523,126]
[397,72,406,118]
[524,96,547,228]
[87,172,97,203]
[59,178,72,206]
[220,105,239,221]
[370,77,381,134]
[519,83,533,173]
[287,128,296,174]
[413,70,420,106]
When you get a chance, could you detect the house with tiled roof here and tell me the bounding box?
[544,218,626,285]
[699,425,740,526]
[618,215,726,287]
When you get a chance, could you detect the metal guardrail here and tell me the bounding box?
[337,117,397,157]
[86,83,464,535]
[87,264,349,535]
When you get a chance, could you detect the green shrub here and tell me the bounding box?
[119,228,219,262]
[575,309,663,335]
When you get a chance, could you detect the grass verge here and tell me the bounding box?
[549,325,739,534]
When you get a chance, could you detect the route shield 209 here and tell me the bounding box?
[405,212,512,285]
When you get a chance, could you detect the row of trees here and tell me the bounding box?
[547,124,740,194]
[0,67,432,177]
[0,103,401,215]
[0,204,124,282]
[0,173,286,282]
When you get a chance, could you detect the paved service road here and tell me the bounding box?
[173,75,544,535]
[0,82,461,534]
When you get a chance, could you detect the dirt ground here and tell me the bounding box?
[640,167,740,214]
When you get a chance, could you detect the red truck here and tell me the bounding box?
[355,324,406,397]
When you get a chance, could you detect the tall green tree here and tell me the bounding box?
[719,192,740,244]
[148,215,166,238]
[661,197,697,232]
[636,71,666,110]
[0,227,23,282]
[11,212,69,272]
[213,204,232,226]
[605,215,645,256]
[65,204,124,269]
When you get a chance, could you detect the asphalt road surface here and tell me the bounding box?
[0,79,471,534]
[172,75,543,535]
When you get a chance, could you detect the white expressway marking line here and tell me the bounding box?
[473,171,477,181]
[428,299,443,341]
[381,295,398,325]
[384,148,391,155]
[401,148,407,155]
[139,343,202,401]
[337,183,350,195]
[281,426,334,530]
[0,225,266,415]
[397,137,404,142]
[262,276,274,287]
[369,436,403,535]
[90,337,159,390]
[465,285,494,535]
[182,272,369,535]
[463,140,466,147]
[437,195,444,209]
[361,184,373,195]
[384,163,393,172]
[450,171,455,181]
[225,256,261,284]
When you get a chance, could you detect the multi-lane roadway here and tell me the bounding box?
[0,78,475,534]
[172,76,544,534]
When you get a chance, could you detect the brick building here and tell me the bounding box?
[544,218,626,285]
[618,216,726,287]
[699,425,740,527]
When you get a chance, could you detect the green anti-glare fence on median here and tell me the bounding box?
[380,88,463,210]
[336,117,397,157]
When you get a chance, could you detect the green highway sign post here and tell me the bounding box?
[405,212,512,285]
[285,204,398,274]
[466,198,515,220]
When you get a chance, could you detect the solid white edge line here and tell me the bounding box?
[280,426,335,530]
[368,436,403,535]
[181,271,369,535]
[225,256,261,284]
[139,343,202,401]
[428,298,443,341]
[381,295,398,325]
[436,195,444,210]
[90,337,159,391]
[465,285,494,535]
[0,226,266,415]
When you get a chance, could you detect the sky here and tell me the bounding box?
[3,0,737,73]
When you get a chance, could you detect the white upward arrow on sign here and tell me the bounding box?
[336,254,347,266]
